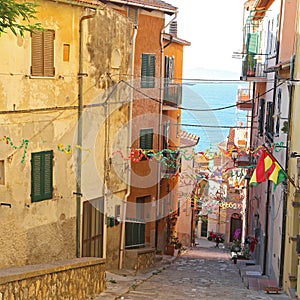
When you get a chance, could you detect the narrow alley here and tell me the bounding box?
[96,238,290,300]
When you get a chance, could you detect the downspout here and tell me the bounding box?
[263,180,271,275]
[119,25,138,269]
[156,11,177,248]
[247,81,256,238]
[76,10,96,258]
[279,53,295,286]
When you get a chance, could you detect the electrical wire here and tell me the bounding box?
[120,79,286,112]
[178,123,251,129]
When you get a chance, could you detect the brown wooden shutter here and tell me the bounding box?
[31,31,43,76]
[31,30,55,77]
[44,30,55,77]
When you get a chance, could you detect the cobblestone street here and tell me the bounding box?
[96,239,290,300]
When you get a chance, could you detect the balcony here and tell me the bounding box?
[236,88,252,111]
[241,54,267,81]
[161,150,181,175]
[163,82,182,108]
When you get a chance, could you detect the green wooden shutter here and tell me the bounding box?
[140,129,153,150]
[247,32,260,54]
[141,54,156,88]
[31,150,53,202]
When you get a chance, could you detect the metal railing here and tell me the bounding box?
[125,218,146,249]
[163,82,182,107]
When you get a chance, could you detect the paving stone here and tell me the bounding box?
[95,238,290,300]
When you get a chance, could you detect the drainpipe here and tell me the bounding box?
[76,11,96,258]
[156,11,177,249]
[118,25,138,269]
[279,54,295,286]
[247,81,256,238]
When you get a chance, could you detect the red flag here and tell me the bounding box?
[250,150,273,185]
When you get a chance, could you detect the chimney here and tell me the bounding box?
[169,21,177,36]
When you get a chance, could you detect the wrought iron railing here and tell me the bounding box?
[125,218,145,249]
[241,55,267,79]
[163,82,182,107]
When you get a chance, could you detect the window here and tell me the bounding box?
[82,197,104,257]
[165,56,174,80]
[63,44,70,62]
[31,150,53,202]
[265,101,274,141]
[163,121,170,149]
[31,30,55,77]
[136,197,145,220]
[140,128,153,150]
[141,53,156,88]
[275,89,282,136]
[0,160,4,185]
[258,98,265,136]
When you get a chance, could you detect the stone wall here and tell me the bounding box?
[124,248,155,271]
[0,258,106,299]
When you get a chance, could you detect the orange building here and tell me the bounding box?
[102,0,190,265]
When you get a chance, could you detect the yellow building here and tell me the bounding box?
[0,0,133,268]
[284,2,300,296]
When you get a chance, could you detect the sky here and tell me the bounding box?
[166,0,245,77]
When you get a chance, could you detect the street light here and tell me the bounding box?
[231,148,238,166]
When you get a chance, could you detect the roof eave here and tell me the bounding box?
[103,0,177,15]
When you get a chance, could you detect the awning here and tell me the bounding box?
[265,60,290,73]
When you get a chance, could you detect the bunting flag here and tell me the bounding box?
[249,150,273,185]
[267,161,287,190]
[249,149,287,189]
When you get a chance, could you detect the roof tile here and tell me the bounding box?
[104,0,177,12]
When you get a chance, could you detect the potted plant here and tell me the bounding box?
[246,54,256,76]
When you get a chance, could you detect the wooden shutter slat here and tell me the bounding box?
[31,30,55,77]
[43,152,53,198]
[149,55,156,77]
[31,154,42,201]
[44,30,55,76]
[31,32,43,76]
[31,151,53,202]
[140,129,153,150]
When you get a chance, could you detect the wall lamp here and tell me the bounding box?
[291,152,300,158]
[231,148,238,164]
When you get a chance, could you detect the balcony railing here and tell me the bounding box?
[161,150,181,175]
[236,88,252,110]
[125,219,145,249]
[163,82,182,107]
[241,55,267,80]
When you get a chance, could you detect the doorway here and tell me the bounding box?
[230,213,242,242]
[82,197,104,257]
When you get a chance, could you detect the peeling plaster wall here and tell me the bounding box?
[0,0,132,267]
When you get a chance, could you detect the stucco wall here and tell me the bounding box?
[0,0,132,267]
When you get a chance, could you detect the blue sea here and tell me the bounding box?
[181,81,248,152]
